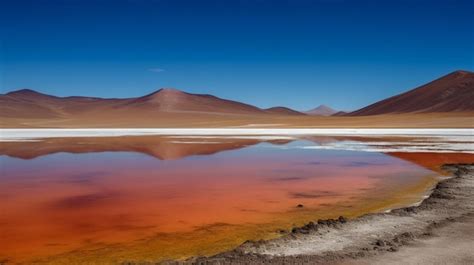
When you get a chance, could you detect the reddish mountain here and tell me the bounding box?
[350,70,474,116]
[0,89,114,119]
[305,105,337,116]
[332,111,348,116]
[128,88,265,114]
[0,88,266,120]
[2,70,472,127]
[265,106,306,115]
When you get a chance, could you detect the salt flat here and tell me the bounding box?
[1,128,473,153]
[0,128,473,139]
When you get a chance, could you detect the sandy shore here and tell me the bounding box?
[163,164,474,265]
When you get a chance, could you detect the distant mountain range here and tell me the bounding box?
[1,70,472,127]
[265,107,306,115]
[0,88,265,118]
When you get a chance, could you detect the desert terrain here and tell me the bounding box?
[1,70,473,128]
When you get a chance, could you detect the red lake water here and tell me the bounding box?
[0,136,463,264]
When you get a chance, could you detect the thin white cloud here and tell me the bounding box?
[148,68,165,73]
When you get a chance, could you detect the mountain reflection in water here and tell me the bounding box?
[0,135,472,264]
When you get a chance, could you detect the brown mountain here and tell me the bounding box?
[305,105,337,116]
[2,70,473,128]
[332,111,348,116]
[264,106,306,115]
[128,88,265,114]
[0,88,267,120]
[0,89,121,119]
[350,70,474,116]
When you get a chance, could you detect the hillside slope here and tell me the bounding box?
[350,70,474,116]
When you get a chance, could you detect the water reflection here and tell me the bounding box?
[0,136,472,264]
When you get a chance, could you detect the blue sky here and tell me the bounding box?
[1,0,473,111]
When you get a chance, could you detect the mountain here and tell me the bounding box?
[1,88,127,117]
[350,70,474,116]
[305,105,337,116]
[0,88,267,120]
[332,111,348,116]
[265,106,306,115]
[2,70,473,128]
[129,88,265,114]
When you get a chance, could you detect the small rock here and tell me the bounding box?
[375,239,386,247]
[299,228,310,234]
[338,216,347,223]
[317,219,326,225]
[303,221,316,230]
[297,204,304,208]
[388,247,398,252]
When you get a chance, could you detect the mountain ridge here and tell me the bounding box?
[265,107,306,115]
[349,70,474,116]
[2,70,473,126]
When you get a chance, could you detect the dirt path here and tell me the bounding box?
[164,164,474,264]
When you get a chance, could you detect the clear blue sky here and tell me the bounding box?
[1,0,473,111]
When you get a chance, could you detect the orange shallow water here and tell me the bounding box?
[0,138,454,264]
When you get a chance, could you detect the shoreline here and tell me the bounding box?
[164,164,474,264]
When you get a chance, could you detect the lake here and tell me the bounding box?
[1,130,473,264]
